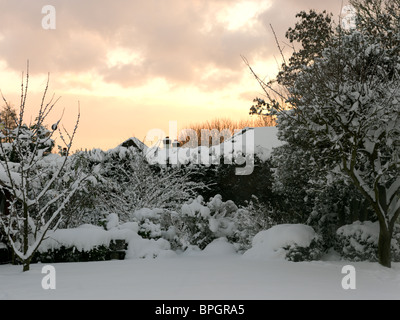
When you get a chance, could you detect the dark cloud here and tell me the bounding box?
[259,0,346,39]
[0,0,346,90]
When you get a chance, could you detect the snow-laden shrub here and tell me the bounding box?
[307,178,375,252]
[335,221,400,262]
[93,147,202,216]
[33,245,112,263]
[63,146,205,228]
[129,208,165,239]
[174,196,216,250]
[126,237,176,259]
[33,224,126,263]
[182,237,238,257]
[207,195,238,238]
[169,194,281,251]
[335,221,379,262]
[244,224,322,261]
[34,215,177,263]
[173,195,239,250]
[284,236,324,262]
[232,197,277,251]
[201,238,237,256]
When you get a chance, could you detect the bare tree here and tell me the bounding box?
[91,147,203,221]
[0,104,18,143]
[0,64,87,271]
[178,117,275,148]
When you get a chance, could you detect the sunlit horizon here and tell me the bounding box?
[0,0,346,152]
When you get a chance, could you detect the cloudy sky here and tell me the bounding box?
[0,0,346,151]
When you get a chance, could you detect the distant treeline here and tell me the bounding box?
[178,116,275,148]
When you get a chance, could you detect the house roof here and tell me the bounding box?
[145,126,285,165]
[119,137,148,152]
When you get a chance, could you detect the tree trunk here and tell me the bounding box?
[378,223,392,268]
[376,185,393,268]
[23,260,30,272]
[23,202,29,272]
[346,168,394,268]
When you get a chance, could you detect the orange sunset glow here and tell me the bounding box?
[0,0,345,152]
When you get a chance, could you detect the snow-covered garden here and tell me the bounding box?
[1,0,400,301]
[0,124,399,299]
[1,242,400,300]
[1,213,400,300]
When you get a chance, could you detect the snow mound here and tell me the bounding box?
[118,222,140,233]
[39,225,114,252]
[336,221,379,243]
[181,196,211,218]
[201,238,237,256]
[335,221,385,261]
[106,213,119,230]
[126,237,176,259]
[243,224,316,260]
[39,219,176,259]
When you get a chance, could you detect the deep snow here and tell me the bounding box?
[1,244,399,300]
[2,224,400,300]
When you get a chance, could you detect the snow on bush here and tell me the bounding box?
[131,208,163,221]
[335,221,400,262]
[31,189,333,264]
[118,194,281,254]
[129,208,166,239]
[74,145,202,227]
[232,198,278,251]
[39,225,115,253]
[106,213,119,230]
[174,196,215,250]
[126,237,176,259]
[244,224,322,261]
[138,194,280,252]
[174,195,239,250]
[38,214,176,261]
[181,237,238,257]
[201,237,237,256]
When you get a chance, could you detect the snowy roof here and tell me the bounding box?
[145,126,284,165]
[84,137,149,162]
[119,137,148,152]
[225,126,283,152]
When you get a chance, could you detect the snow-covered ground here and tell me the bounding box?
[1,247,399,300]
[1,224,400,300]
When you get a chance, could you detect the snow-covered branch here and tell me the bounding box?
[0,68,85,271]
